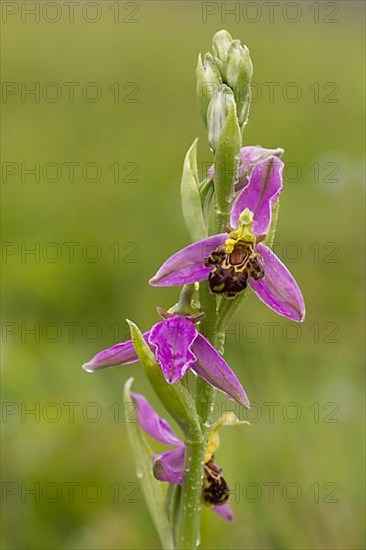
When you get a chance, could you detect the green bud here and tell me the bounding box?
[212,29,233,78]
[180,138,207,242]
[126,320,202,440]
[227,41,253,128]
[207,85,234,152]
[211,30,253,129]
[196,53,222,125]
[226,40,252,88]
[213,87,241,227]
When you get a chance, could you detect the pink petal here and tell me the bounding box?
[153,447,185,485]
[149,234,227,287]
[250,243,305,322]
[148,316,198,383]
[192,334,250,408]
[82,331,150,372]
[212,502,234,521]
[208,146,284,191]
[230,156,283,235]
[130,391,183,447]
[238,146,284,177]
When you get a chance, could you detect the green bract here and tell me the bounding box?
[180,138,207,242]
[212,87,241,228]
[123,378,174,550]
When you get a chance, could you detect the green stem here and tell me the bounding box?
[212,208,230,235]
[176,282,217,550]
[217,290,250,335]
[176,436,205,550]
[177,32,243,547]
[196,282,217,425]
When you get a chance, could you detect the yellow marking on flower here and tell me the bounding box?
[204,413,251,463]
[225,208,255,253]
[205,430,220,463]
[221,412,239,425]
[220,412,250,426]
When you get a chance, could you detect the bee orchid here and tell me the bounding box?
[130,389,234,521]
[82,312,250,408]
[150,156,305,322]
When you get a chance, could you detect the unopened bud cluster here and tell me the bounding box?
[196,29,253,146]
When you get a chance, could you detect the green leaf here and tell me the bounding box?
[123,378,174,550]
[126,320,202,440]
[181,139,207,242]
[199,178,214,221]
[166,483,182,545]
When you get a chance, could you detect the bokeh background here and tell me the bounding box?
[1,1,365,548]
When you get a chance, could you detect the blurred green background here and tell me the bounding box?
[1,1,365,549]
